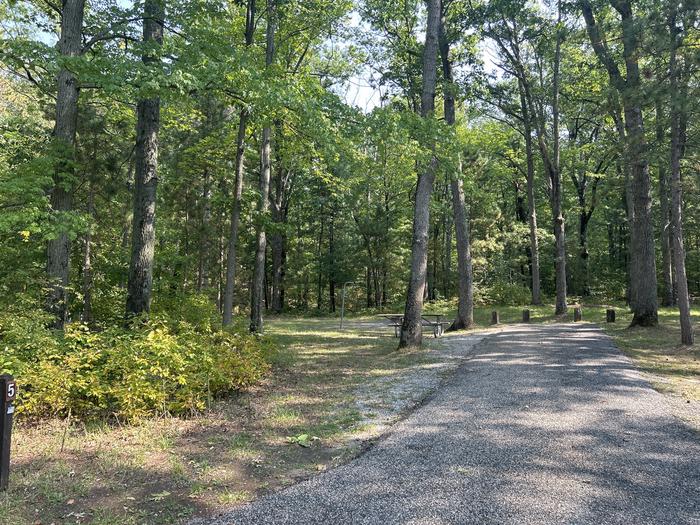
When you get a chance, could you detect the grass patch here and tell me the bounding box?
[590,305,700,400]
[5,316,436,524]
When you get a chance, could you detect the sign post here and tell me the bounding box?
[339,281,359,330]
[0,374,16,491]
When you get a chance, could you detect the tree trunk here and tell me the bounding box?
[223,111,248,324]
[439,12,473,330]
[47,0,86,328]
[80,183,94,324]
[249,0,276,333]
[657,99,675,307]
[668,8,693,344]
[519,83,542,306]
[444,210,452,298]
[197,168,212,291]
[399,0,441,348]
[316,218,324,310]
[270,231,286,313]
[550,1,567,315]
[222,0,256,326]
[581,0,658,327]
[270,164,292,314]
[328,209,336,312]
[126,0,164,317]
[448,169,474,330]
[623,100,658,326]
[579,208,592,296]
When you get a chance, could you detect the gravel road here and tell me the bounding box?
[198,324,700,525]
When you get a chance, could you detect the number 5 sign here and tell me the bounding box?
[5,382,16,403]
[0,374,14,491]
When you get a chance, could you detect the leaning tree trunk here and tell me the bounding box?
[126,0,164,317]
[399,0,441,348]
[222,0,256,326]
[250,0,275,333]
[47,0,86,328]
[668,10,694,345]
[439,11,473,331]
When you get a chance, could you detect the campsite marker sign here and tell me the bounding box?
[0,374,16,491]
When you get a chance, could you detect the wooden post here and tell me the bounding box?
[606,309,616,323]
[491,311,499,325]
[574,307,582,322]
[522,309,530,323]
[0,374,16,491]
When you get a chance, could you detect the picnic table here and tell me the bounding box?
[377,313,450,338]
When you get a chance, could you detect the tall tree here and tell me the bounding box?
[520,81,542,306]
[581,0,658,326]
[439,5,473,330]
[667,0,694,344]
[223,0,256,326]
[126,0,165,317]
[250,0,276,333]
[656,98,675,307]
[47,0,86,328]
[399,0,441,348]
[548,0,567,315]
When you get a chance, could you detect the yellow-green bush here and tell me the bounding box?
[0,298,273,421]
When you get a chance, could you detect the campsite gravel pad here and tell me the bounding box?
[197,324,700,525]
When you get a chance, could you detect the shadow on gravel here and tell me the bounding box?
[199,324,700,525]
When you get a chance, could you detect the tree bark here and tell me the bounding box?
[197,168,212,291]
[439,10,473,330]
[270,163,293,313]
[222,0,256,326]
[249,0,276,333]
[223,111,249,324]
[520,83,542,306]
[550,3,567,315]
[656,98,675,307]
[80,182,94,324]
[399,0,441,348]
[581,0,658,327]
[668,6,694,344]
[47,0,86,328]
[126,0,164,317]
[328,207,336,312]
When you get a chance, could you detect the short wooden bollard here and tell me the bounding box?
[573,307,582,322]
[606,309,616,323]
[522,309,530,323]
[491,311,500,325]
[0,374,16,491]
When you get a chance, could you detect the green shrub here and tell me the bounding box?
[0,297,273,421]
[484,282,532,306]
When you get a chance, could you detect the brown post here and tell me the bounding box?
[0,374,16,491]
[522,309,530,323]
[606,309,616,323]
[574,307,582,322]
[491,311,499,325]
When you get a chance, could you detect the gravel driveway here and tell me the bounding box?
[198,324,700,525]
